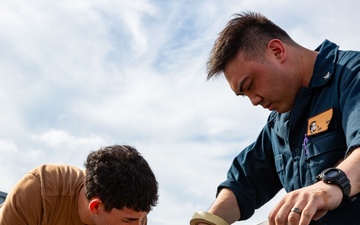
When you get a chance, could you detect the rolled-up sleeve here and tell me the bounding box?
[217,123,282,220]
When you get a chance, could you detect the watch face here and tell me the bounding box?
[326,169,340,178]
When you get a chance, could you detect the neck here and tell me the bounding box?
[296,46,318,87]
[78,187,93,225]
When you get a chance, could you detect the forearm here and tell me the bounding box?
[337,147,360,196]
[194,188,240,225]
[209,188,241,223]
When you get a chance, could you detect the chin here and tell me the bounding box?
[278,108,292,114]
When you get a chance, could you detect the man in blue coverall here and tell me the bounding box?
[190,12,360,225]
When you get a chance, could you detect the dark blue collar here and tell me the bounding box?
[310,40,339,88]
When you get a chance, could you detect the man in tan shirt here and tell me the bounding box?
[0,144,158,225]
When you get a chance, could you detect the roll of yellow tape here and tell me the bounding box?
[190,211,229,225]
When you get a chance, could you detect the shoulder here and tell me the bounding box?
[30,164,85,196]
[336,50,360,81]
[30,164,84,178]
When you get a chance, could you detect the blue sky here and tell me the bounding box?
[1,1,360,224]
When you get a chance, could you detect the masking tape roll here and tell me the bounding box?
[190,211,229,225]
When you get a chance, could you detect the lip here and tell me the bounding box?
[263,103,273,110]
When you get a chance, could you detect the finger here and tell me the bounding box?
[287,207,302,225]
[271,202,295,225]
[298,200,322,225]
[268,199,287,225]
[268,201,290,225]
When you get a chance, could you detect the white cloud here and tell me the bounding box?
[32,129,107,148]
[0,139,18,153]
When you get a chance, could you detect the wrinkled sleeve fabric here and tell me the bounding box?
[0,172,43,225]
[217,121,283,220]
[338,51,360,154]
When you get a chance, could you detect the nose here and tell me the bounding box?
[247,93,263,106]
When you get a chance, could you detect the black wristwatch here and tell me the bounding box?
[316,168,353,203]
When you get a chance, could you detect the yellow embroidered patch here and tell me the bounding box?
[307,108,333,136]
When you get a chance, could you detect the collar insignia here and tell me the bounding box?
[323,72,331,80]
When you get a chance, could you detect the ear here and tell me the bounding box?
[89,198,102,214]
[267,39,286,63]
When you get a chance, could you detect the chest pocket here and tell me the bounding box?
[303,130,347,180]
[273,129,347,190]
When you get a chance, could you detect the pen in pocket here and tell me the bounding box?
[303,134,309,158]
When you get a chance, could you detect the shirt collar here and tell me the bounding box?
[309,39,339,88]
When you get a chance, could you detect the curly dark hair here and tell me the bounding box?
[84,145,158,212]
[207,11,296,79]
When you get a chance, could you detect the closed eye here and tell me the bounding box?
[236,80,252,97]
[122,218,139,223]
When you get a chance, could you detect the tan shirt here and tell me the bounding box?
[0,164,85,225]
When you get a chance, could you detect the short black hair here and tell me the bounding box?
[84,145,158,212]
[207,11,295,79]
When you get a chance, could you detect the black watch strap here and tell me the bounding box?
[316,168,354,204]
